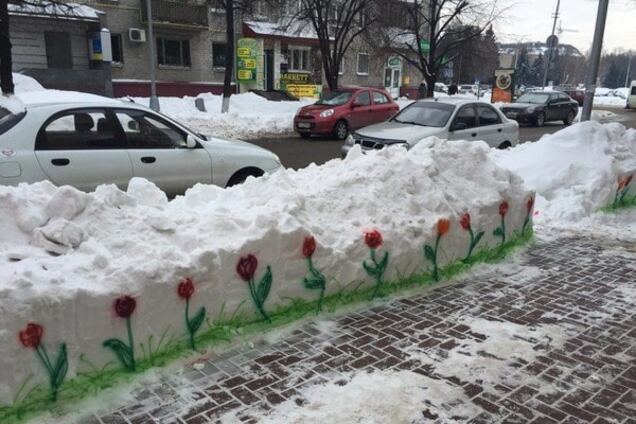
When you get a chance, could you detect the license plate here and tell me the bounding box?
[506,112,518,118]
[297,122,311,129]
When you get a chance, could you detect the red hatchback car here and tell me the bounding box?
[294,87,399,140]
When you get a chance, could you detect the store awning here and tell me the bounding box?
[243,20,320,45]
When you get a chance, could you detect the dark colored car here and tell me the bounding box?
[500,91,578,127]
[294,87,399,140]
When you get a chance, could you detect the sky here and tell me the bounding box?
[495,0,636,54]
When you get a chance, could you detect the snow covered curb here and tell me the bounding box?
[0,138,534,419]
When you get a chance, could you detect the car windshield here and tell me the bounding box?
[316,91,352,106]
[391,102,454,127]
[517,93,550,104]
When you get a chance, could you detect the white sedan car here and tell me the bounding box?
[342,98,519,156]
[0,93,282,195]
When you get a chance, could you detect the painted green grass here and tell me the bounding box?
[0,229,533,423]
[602,194,636,213]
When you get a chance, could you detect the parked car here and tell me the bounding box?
[459,84,478,95]
[434,82,448,93]
[294,87,399,140]
[341,98,518,157]
[627,81,636,109]
[0,93,282,196]
[500,91,578,127]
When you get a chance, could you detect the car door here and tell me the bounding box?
[546,94,561,121]
[558,93,574,119]
[371,91,395,122]
[348,91,373,129]
[448,105,479,141]
[34,108,133,191]
[476,105,505,147]
[112,108,212,196]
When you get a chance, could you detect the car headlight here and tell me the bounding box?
[320,109,335,118]
[527,107,536,113]
[345,134,355,145]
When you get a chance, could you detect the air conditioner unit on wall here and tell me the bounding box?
[129,28,146,43]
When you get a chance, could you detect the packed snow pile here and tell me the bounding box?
[130,93,313,139]
[0,73,45,113]
[491,121,636,233]
[0,138,533,408]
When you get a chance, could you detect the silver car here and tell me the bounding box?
[342,98,519,156]
[0,93,282,196]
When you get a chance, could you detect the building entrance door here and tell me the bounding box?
[384,56,402,99]
[264,50,275,91]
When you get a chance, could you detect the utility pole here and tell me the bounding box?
[626,55,633,88]
[145,0,159,111]
[542,0,561,89]
[581,0,609,122]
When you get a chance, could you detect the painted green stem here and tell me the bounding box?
[432,234,441,281]
[126,317,135,372]
[185,300,194,350]
[34,344,67,402]
[366,248,389,298]
[248,277,271,323]
[303,257,326,313]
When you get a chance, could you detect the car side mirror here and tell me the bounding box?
[451,122,467,131]
[186,134,198,149]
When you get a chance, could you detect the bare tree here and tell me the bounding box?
[291,0,375,90]
[379,0,503,98]
[1,0,73,96]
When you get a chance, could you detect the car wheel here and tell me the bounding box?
[563,110,575,126]
[299,133,311,139]
[535,112,546,127]
[333,120,348,140]
[498,141,512,150]
[226,168,264,187]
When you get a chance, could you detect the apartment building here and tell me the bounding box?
[8,0,424,98]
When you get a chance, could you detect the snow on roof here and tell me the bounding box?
[8,1,102,21]
[244,20,318,40]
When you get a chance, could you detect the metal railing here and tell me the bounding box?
[140,0,208,27]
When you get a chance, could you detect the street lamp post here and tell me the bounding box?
[626,55,633,88]
[542,0,561,89]
[145,0,159,111]
[581,0,609,122]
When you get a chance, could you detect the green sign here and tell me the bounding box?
[237,38,258,82]
[419,39,430,53]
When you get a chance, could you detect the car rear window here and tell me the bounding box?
[0,106,26,138]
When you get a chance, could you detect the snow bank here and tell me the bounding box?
[130,93,313,139]
[491,121,636,224]
[0,138,533,409]
[0,73,45,113]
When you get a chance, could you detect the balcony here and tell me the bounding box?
[140,0,208,28]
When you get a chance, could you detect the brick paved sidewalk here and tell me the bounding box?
[77,236,636,424]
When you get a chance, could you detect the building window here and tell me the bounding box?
[111,33,123,64]
[157,38,191,67]
[212,42,227,68]
[289,47,310,72]
[357,53,369,76]
[44,31,72,69]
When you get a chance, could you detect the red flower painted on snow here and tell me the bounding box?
[19,322,43,349]
[178,278,195,300]
[526,196,535,213]
[364,229,383,249]
[302,236,316,258]
[499,201,509,217]
[236,254,258,282]
[460,213,471,231]
[114,296,136,318]
[437,218,451,237]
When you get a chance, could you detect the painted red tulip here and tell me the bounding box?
[437,218,451,237]
[237,254,258,282]
[302,236,316,258]
[364,229,383,249]
[526,197,534,213]
[19,322,43,349]
[178,278,195,300]
[499,201,509,217]
[460,213,471,231]
[114,296,136,318]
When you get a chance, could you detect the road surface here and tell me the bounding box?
[249,107,636,170]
